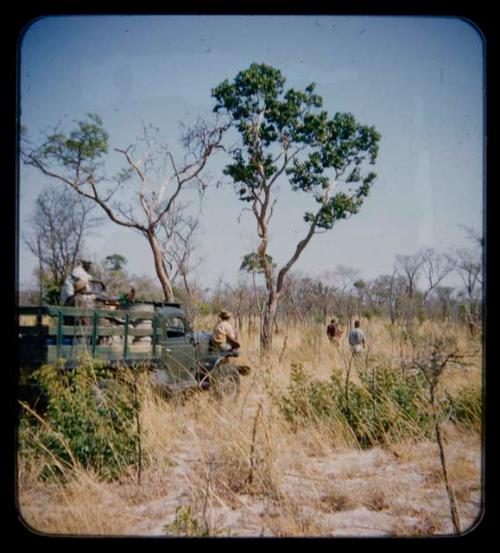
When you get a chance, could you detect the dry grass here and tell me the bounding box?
[362,482,390,512]
[17,316,483,537]
[320,486,358,513]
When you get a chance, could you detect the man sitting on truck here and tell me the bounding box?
[210,310,240,352]
[60,259,94,306]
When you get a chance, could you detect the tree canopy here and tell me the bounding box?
[212,62,380,232]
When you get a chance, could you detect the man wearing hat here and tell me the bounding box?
[210,310,240,352]
[60,259,94,306]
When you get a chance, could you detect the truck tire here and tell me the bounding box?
[209,364,240,401]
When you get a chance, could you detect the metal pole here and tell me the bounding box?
[92,311,99,356]
[152,314,157,357]
[123,313,129,359]
[57,309,62,358]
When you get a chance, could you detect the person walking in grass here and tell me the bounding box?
[326,318,342,345]
[348,320,367,355]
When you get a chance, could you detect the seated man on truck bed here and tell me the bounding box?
[210,310,240,352]
[60,259,94,306]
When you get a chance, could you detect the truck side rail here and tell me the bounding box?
[18,305,163,366]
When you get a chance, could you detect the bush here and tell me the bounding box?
[18,359,142,481]
[278,363,480,448]
[447,384,482,430]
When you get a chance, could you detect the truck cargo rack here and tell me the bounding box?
[18,305,164,368]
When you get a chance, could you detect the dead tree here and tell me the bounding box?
[24,186,101,303]
[23,114,227,301]
[412,336,474,535]
[420,248,455,303]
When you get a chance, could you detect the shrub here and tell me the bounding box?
[18,359,142,481]
[278,363,480,448]
[447,384,482,430]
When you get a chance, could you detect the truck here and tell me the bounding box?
[18,301,250,402]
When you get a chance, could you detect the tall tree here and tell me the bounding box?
[420,248,455,302]
[22,114,226,301]
[435,286,455,320]
[453,247,482,301]
[104,253,128,272]
[212,63,380,352]
[100,254,129,295]
[453,246,482,331]
[371,271,406,325]
[395,253,424,299]
[24,186,100,303]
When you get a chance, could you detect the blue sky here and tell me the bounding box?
[19,15,484,291]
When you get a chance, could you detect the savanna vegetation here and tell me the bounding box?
[17,313,482,536]
[18,63,483,537]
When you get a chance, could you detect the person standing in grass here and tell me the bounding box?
[326,318,342,345]
[348,320,367,355]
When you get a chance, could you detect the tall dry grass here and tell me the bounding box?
[17,316,483,537]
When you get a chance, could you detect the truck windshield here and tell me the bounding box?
[165,316,187,338]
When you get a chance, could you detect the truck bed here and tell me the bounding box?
[18,305,163,368]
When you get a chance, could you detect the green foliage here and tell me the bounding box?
[41,276,63,306]
[40,113,108,170]
[447,384,482,430]
[19,360,141,481]
[104,253,128,272]
[369,307,383,318]
[354,279,366,290]
[240,252,276,274]
[193,299,212,318]
[212,63,381,230]
[278,363,480,448]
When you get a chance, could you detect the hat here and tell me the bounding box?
[219,310,232,320]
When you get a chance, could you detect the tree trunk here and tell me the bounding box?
[435,419,462,534]
[261,295,279,354]
[148,232,175,302]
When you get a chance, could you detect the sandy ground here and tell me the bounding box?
[113,434,481,537]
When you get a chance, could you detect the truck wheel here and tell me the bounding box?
[210,365,240,401]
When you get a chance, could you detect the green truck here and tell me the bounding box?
[18,301,249,400]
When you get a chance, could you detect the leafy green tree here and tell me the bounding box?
[98,254,130,295]
[104,253,128,272]
[212,63,380,351]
